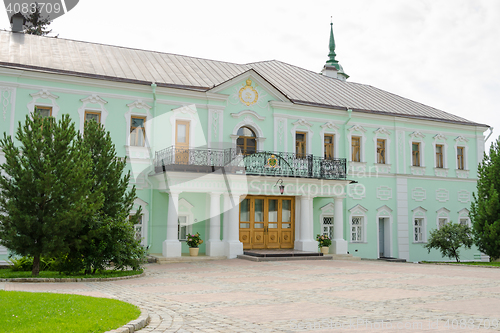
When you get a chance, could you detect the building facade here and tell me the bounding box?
[0,27,490,264]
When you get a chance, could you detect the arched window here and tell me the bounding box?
[237,126,256,155]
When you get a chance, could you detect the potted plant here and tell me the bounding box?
[316,234,332,255]
[186,232,203,256]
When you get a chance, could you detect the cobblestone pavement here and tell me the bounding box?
[3,259,500,332]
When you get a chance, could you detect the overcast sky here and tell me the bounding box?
[2,0,499,148]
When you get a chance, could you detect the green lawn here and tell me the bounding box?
[0,268,143,279]
[0,291,140,333]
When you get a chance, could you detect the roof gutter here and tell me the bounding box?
[485,127,494,142]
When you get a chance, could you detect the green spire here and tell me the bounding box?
[326,21,339,69]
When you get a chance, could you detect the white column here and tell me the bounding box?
[162,191,182,257]
[225,194,244,258]
[332,196,348,254]
[206,192,224,256]
[294,195,317,252]
[222,193,230,243]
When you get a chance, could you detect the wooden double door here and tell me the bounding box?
[239,196,295,249]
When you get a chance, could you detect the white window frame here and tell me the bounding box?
[320,122,340,159]
[178,215,192,241]
[78,94,108,133]
[130,198,149,247]
[27,89,60,119]
[125,100,152,149]
[436,207,450,230]
[320,202,335,240]
[177,198,195,242]
[349,204,368,243]
[373,127,391,165]
[376,205,393,258]
[412,206,427,243]
[290,118,313,155]
[231,117,266,152]
[458,208,471,227]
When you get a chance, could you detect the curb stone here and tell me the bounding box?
[0,271,146,282]
[420,262,500,269]
[105,308,150,333]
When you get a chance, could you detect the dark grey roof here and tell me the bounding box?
[0,31,486,127]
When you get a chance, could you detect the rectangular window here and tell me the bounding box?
[129,214,143,242]
[351,217,363,242]
[459,218,469,226]
[296,132,307,158]
[438,218,448,229]
[414,218,423,242]
[35,106,52,118]
[412,142,420,166]
[351,136,361,162]
[85,111,101,123]
[324,134,334,159]
[377,139,386,164]
[436,144,443,168]
[322,216,334,240]
[178,215,189,241]
[457,147,465,170]
[130,116,146,147]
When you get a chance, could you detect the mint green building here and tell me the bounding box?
[0,25,490,264]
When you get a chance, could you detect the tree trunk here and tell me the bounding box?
[32,254,40,276]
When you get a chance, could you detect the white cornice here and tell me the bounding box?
[231,110,265,121]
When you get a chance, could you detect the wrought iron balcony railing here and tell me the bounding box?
[154,146,346,180]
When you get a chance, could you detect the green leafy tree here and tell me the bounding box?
[23,3,53,36]
[62,120,145,274]
[0,114,103,276]
[424,222,473,262]
[471,137,500,261]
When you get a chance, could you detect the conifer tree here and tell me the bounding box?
[23,3,53,36]
[471,137,500,261]
[62,120,145,274]
[0,114,103,276]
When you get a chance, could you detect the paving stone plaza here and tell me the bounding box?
[2,259,500,332]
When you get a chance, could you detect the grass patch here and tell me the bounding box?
[0,291,140,333]
[0,268,143,279]
[422,261,500,267]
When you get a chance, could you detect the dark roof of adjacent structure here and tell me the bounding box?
[0,31,487,127]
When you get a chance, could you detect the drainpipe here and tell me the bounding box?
[485,127,494,143]
[343,108,352,248]
[147,82,157,249]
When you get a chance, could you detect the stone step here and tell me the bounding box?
[237,254,333,262]
[330,254,362,260]
[148,254,227,264]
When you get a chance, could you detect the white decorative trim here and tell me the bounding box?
[320,121,340,159]
[373,127,391,167]
[412,187,426,202]
[457,189,471,203]
[433,133,449,170]
[125,99,153,150]
[348,124,367,163]
[0,86,16,137]
[376,186,392,201]
[456,169,470,178]
[409,131,426,139]
[412,206,427,243]
[373,164,392,174]
[376,205,393,258]
[78,94,109,133]
[436,188,449,203]
[131,199,149,247]
[347,183,366,200]
[231,109,265,121]
[458,208,471,227]
[348,161,367,174]
[374,127,391,136]
[455,135,469,143]
[290,119,313,154]
[27,89,60,118]
[208,109,224,148]
[348,124,367,133]
[349,204,368,243]
[231,117,265,151]
[410,166,426,176]
[434,168,449,177]
[274,117,287,152]
[436,207,450,229]
[292,118,313,128]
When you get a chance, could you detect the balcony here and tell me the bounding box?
[154,146,347,180]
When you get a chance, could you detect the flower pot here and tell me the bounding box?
[321,246,329,255]
[189,247,199,256]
